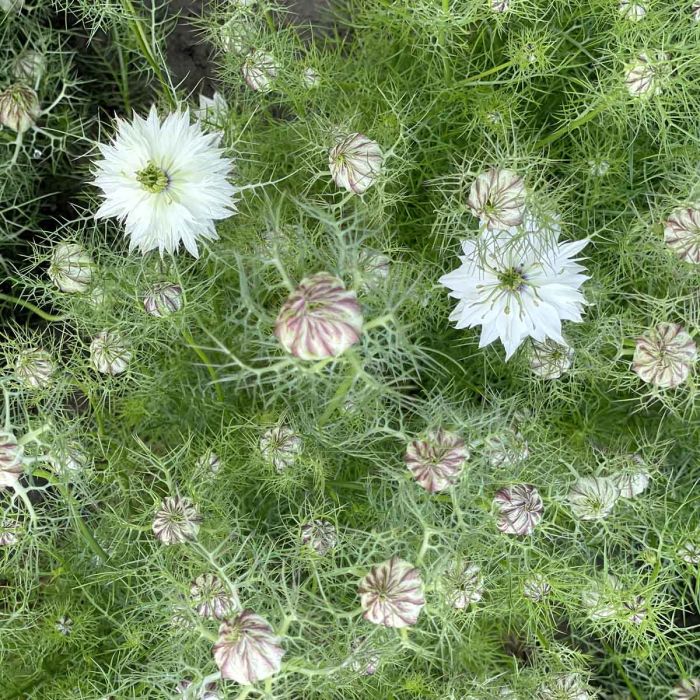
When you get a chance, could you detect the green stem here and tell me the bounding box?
[182,328,225,402]
[535,97,612,148]
[61,484,110,562]
[0,292,69,322]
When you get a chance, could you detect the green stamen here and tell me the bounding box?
[497,266,526,292]
[136,162,169,193]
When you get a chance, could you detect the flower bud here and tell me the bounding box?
[358,248,390,291]
[194,92,228,129]
[329,133,383,194]
[48,242,93,293]
[275,273,363,361]
[694,2,700,21]
[213,610,285,685]
[467,168,526,229]
[47,442,90,478]
[663,207,700,264]
[523,574,551,602]
[493,483,544,535]
[1,0,24,11]
[677,540,700,564]
[0,83,40,133]
[12,51,45,82]
[14,346,54,388]
[152,496,201,544]
[623,595,646,625]
[196,450,221,474]
[358,556,425,627]
[568,476,619,521]
[625,52,665,97]
[444,561,484,609]
[529,339,573,379]
[303,66,320,88]
[259,426,302,472]
[491,0,509,11]
[300,519,337,555]
[143,282,183,317]
[632,322,696,388]
[619,1,646,20]
[55,615,72,635]
[90,331,131,375]
[190,573,239,619]
[242,51,277,92]
[538,674,593,700]
[0,431,24,489]
[405,428,469,493]
[0,519,19,546]
[176,679,220,700]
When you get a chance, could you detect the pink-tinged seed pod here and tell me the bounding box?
[0,431,24,490]
[358,556,425,628]
[143,282,183,317]
[242,51,277,92]
[90,331,131,375]
[568,476,619,521]
[329,133,383,194]
[0,83,40,133]
[467,168,526,229]
[212,610,285,685]
[14,347,54,389]
[358,248,390,291]
[275,273,363,361]
[663,207,700,264]
[445,562,484,609]
[405,428,469,493]
[190,573,239,620]
[152,496,202,544]
[632,322,696,388]
[673,678,700,699]
[0,519,19,546]
[300,519,337,555]
[493,484,544,535]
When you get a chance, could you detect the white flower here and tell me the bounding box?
[48,242,93,293]
[194,92,228,129]
[12,51,45,82]
[14,347,54,388]
[523,574,551,601]
[358,556,425,627]
[143,282,183,317]
[664,207,700,264]
[329,133,384,194]
[275,273,363,360]
[213,610,285,685]
[405,428,469,493]
[632,322,696,388]
[444,562,484,609]
[619,1,646,21]
[242,51,278,92]
[0,431,24,490]
[0,84,39,133]
[672,678,700,699]
[90,331,131,375]
[529,339,574,379]
[55,615,73,636]
[439,217,589,360]
[485,429,529,468]
[625,52,666,97]
[260,426,303,472]
[568,476,619,521]
[493,484,544,535]
[467,168,526,229]
[92,107,237,257]
[152,496,201,544]
[300,519,337,555]
[190,573,239,619]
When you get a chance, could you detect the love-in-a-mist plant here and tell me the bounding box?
[1,0,699,698]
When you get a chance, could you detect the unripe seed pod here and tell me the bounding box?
[48,242,93,293]
[0,83,40,133]
[90,331,131,375]
[14,347,54,388]
[143,282,183,317]
[12,51,45,82]
[329,133,383,194]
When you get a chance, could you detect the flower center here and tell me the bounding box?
[497,266,526,292]
[136,162,169,193]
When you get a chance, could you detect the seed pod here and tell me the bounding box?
[275,273,363,361]
[349,636,380,676]
[12,51,45,82]
[143,282,183,317]
[663,207,700,264]
[260,426,302,472]
[55,615,72,635]
[0,431,24,490]
[538,674,593,700]
[190,573,239,619]
[623,595,646,625]
[14,347,54,389]
[405,428,469,493]
[491,0,510,11]
[582,575,621,619]
[358,248,390,291]
[242,51,277,92]
[358,556,425,627]
[632,322,696,388]
[625,52,664,97]
[568,476,619,521]
[152,496,201,544]
[213,610,285,685]
[673,679,700,699]
[529,339,573,379]
[467,168,526,229]
[196,450,221,474]
[329,133,384,194]
[300,519,337,555]
[444,562,484,609]
[485,429,529,468]
[47,442,90,478]
[694,2,700,21]
[677,540,700,564]
[47,242,93,293]
[0,519,19,546]
[612,469,650,498]
[493,484,544,535]
[523,574,551,602]
[0,83,40,133]
[90,331,131,375]
[619,1,646,20]
[303,67,320,88]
